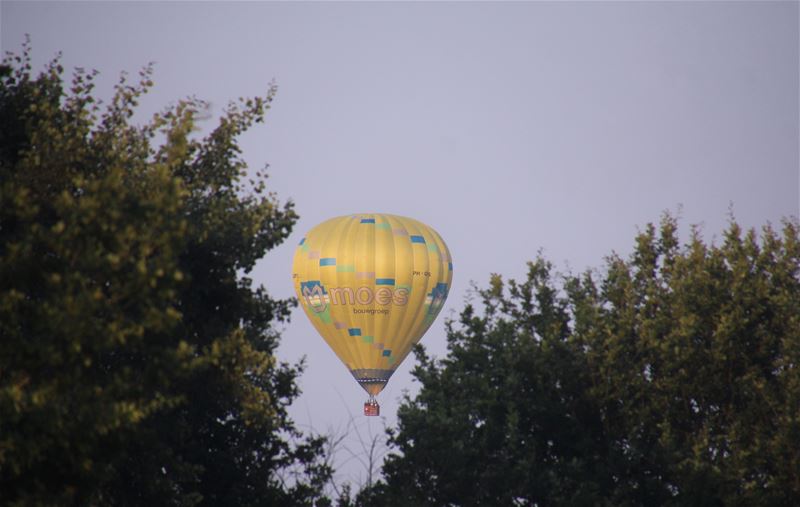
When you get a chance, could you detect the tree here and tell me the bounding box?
[370,214,800,506]
[0,41,329,505]
[314,405,390,507]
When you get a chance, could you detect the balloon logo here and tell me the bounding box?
[292,214,453,416]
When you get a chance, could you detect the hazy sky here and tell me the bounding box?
[4,0,798,487]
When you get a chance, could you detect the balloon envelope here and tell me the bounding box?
[292,213,453,398]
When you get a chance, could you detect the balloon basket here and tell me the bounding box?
[364,397,380,417]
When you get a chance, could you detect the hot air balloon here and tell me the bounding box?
[292,214,452,416]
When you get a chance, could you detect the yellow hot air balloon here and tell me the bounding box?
[292,213,453,416]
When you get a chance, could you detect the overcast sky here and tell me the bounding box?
[4,0,798,487]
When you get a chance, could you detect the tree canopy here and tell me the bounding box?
[369,215,800,506]
[0,42,328,505]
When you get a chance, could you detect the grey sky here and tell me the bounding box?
[3,0,798,487]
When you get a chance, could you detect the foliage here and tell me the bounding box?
[370,214,800,506]
[0,41,329,505]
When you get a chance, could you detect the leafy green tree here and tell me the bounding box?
[370,214,800,506]
[0,42,328,506]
